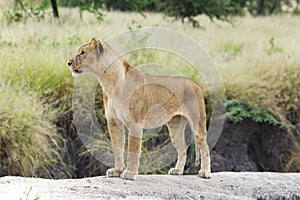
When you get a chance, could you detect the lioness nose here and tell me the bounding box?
[68,61,72,66]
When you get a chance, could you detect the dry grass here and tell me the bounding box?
[0,83,59,177]
[207,16,300,123]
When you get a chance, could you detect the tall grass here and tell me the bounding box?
[0,83,59,177]
[0,6,300,175]
[207,16,300,124]
[1,10,299,115]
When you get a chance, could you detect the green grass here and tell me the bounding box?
[0,5,300,175]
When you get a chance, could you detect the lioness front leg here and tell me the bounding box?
[106,118,125,178]
[121,128,142,180]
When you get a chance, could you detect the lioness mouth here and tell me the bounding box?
[74,69,83,74]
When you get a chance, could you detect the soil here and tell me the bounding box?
[1,172,300,200]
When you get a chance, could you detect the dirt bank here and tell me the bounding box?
[1,172,300,199]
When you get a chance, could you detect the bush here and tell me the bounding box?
[226,99,289,128]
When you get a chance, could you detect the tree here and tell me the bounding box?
[247,0,293,16]
[295,0,300,14]
[51,0,59,18]
[105,0,149,12]
[160,0,247,27]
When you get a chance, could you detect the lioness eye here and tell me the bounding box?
[79,51,85,55]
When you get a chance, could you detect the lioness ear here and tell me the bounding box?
[90,38,104,54]
[90,38,99,49]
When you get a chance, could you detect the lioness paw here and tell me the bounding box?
[120,170,137,180]
[199,169,211,179]
[106,168,122,178]
[168,168,183,175]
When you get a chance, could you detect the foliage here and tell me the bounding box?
[58,0,101,7]
[158,0,296,26]
[247,0,293,16]
[79,0,105,21]
[4,0,49,24]
[5,0,298,26]
[226,99,289,128]
[161,0,247,27]
[105,0,150,12]
[293,0,300,15]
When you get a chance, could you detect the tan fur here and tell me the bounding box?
[68,38,211,180]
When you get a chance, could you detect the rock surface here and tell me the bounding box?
[1,172,300,200]
[211,119,300,173]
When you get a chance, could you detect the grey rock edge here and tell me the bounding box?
[0,172,299,200]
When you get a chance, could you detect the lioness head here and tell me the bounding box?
[68,38,104,77]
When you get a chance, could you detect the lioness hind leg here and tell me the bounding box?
[194,123,211,179]
[167,116,188,175]
[106,168,122,177]
[198,142,211,179]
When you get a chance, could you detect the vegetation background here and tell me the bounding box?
[0,0,300,178]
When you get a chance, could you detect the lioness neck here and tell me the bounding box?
[97,55,132,96]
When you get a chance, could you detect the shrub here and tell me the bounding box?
[4,0,48,24]
[226,99,289,128]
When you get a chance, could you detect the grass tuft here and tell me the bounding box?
[0,83,60,177]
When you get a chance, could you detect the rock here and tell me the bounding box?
[210,119,300,172]
[1,172,300,199]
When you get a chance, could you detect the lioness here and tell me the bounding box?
[68,38,211,180]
